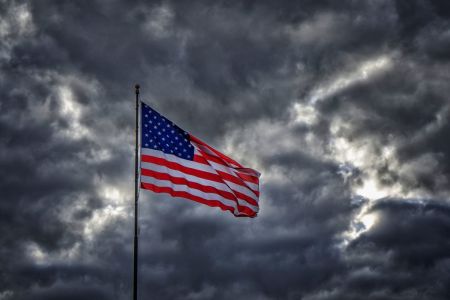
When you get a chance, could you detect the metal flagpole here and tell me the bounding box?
[133,84,140,300]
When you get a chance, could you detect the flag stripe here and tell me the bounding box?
[142,182,257,217]
[139,103,260,217]
[194,154,259,183]
[141,166,259,206]
[141,176,258,212]
[142,148,258,189]
[141,162,234,194]
[141,170,238,201]
[193,155,259,193]
[192,151,259,180]
[141,182,236,213]
[190,135,244,168]
[142,148,213,173]
[141,152,259,197]
[141,160,259,205]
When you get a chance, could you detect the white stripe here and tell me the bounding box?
[194,143,237,168]
[192,141,244,169]
[206,160,259,192]
[141,175,259,212]
[142,148,217,174]
[141,161,259,204]
[141,159,259,203]
[142,147,258,192]
[141,161,234,195]
[189,143,259,188]
[194,153,259,192]
[223,179,259,202]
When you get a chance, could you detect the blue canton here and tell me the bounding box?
[141,102,195,160]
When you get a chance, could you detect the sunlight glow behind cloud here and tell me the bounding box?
[309,55,393,104]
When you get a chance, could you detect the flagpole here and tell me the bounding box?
[133,84,140,300]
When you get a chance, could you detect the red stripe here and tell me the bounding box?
[233,169,260,184]
[193,153,260,183]
[190,135,243,168]
[192,154,259,197]
[216,170,259,197]
[141,167,259,206]
[230,203,257,217]
[191,137,260,184]
[141,154,258,197]
[141,168,238,202]
[142,154,226,183]
[141,182,257,217]
[232,190,259,206]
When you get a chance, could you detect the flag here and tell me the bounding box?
[139,102,260,217]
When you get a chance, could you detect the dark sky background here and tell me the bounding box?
[1,0,450,299]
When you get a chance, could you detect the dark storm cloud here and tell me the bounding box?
[336,199,450,300]
[1,0,450,299]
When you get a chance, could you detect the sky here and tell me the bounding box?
[1,0,450,299]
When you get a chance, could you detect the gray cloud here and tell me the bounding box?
[1,0,450,299]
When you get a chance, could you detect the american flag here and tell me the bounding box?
[140,102,260,217]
